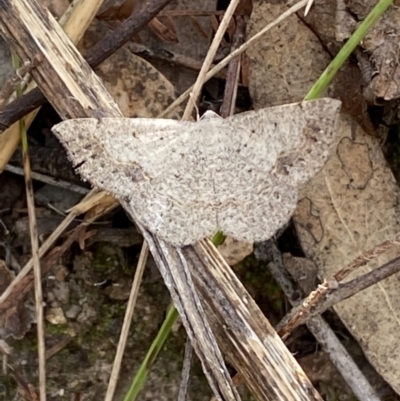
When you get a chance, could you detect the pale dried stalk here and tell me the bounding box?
[159,0,308,118]
[304,0,315,16]
[21,127,46,401]
[182,0,240,120]
[187,239,322,400]
[105,241,149,401]
[12,47,46,400]
[0,0,105,171]
[58,0,105,43]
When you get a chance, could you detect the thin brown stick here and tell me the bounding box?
[279,255,400,335]
[11,46,46,400]
[219,16,245,118]
[19,116,46,400]
[4,164,89,195]
[265,243,380,401]
[300,258,400,324]
[0,0,173,132]
[182,0,241,120]
[277,234,400,337]
[0,60,34,109]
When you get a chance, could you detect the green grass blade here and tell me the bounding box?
[123,305,180,401]
[123,232,223,401]
[305,0,393,100]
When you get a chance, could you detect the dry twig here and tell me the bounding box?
[278,255,400,336]
[12,50,46,400]
[265,243,380,401]
[0,0,174,134]
[278,234,400,337]
[220,15,246,118]
[4,164,89,195]
[182,0,241,120]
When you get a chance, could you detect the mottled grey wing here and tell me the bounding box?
[52,117,192,198]
[206,150,295,243]
[52,100,341,246]
[128,179,218,246]
[226,98,341,185]
[217,182,298,243]
[212,98,341,243]
[125,117,234,245]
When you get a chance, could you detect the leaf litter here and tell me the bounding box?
[0,0,395,395]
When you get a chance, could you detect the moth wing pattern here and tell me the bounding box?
[128,118,234,245]
[129,179,218,245]
[52,117,192,198]
[218,182,298,242]
[227,98,341,185]
[52,98,341,246]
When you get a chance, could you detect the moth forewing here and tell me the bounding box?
[52,98,341,246]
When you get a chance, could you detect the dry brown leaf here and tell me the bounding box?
[293,113,400,395]
[246,1,332,106]
[362,6,400,101]
[39,0,69,19]
[246,0,400,394]
[96,47,180,118]
[134,0,217,93]
[83,21,182,119]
